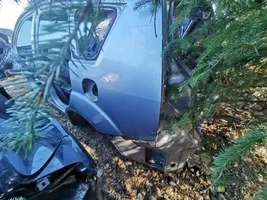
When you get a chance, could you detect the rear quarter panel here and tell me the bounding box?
[69,1,163,140]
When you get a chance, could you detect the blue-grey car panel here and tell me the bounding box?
[12,1,163,141]
[69,1,163,140]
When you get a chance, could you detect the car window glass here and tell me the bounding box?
[39,10,69,51]
[17,15,33,55]
[75,8,116,59]
[77,21,92,40]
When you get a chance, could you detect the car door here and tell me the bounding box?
[68,1,163,141]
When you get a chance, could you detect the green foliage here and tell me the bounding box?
[254,183,267,200]
[0,97,51,151]
[170,0,267,198]
[211,126,267,186]
[8,197,27,200]
[133,0,161,13]
[170,0,267,126]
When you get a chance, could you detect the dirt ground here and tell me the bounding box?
[52,104,266,200]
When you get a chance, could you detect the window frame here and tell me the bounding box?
[14,12,35,57]
[72,6,117,61]
[36,9,71,52]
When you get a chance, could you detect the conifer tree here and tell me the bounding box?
[167,0,267,198]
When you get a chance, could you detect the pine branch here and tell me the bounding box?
[169,0,267,129]
[211,126,267,186]
[254,183,267,200]
[133,0,152,11]
[133,0,160,37]
[1,0,98,151]
[8,198,27,200]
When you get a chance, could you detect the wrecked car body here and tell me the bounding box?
[11,0,203,171]
[0,87,96,200]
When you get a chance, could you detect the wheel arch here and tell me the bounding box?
[67,92,122,136]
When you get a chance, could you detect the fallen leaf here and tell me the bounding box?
[217,185,225,193]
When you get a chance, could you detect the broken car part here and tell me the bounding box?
[11,0,211,171]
